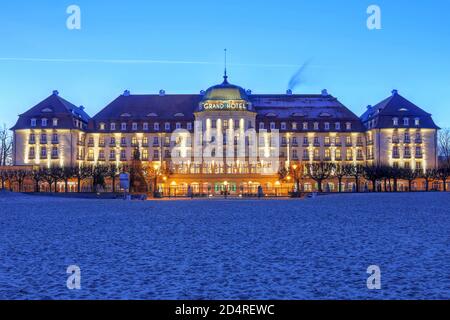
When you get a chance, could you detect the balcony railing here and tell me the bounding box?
[416,154,423,159]
[415,139,423,144]
[29,140,36,145]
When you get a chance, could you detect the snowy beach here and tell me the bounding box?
[0,193,449,300]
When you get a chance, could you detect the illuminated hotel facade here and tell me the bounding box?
[11,74,439,194]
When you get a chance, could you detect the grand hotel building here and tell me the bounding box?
[11,74,439,194]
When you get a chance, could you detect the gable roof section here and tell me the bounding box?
[11,93,90,130]
[361,92,439,129]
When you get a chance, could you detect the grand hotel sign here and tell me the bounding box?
[201,100,249,111]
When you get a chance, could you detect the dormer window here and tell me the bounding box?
[121,123,127,131]
[415,118,420,126]
[110,123,116,131]
[31,119,37,127]
[393,118,399,126]
[335,122,341,130]
[132,123,138,131]
[165,123,171,131]
[403,118,409,126]
[52,118,58,127]
[292,122,297,130]
[303,122,308,130]
[259,123,265,130]
[176,123,182,129]
[313,122,319,130]
[346,122,352,130]
[99,123,105,130]
[270,122,276,130]
[324,122,330,131]
[187,123,193,131]
[154,123,160,131]
[281,122,287,130]
[41,118,48,127]
[143,122,149,131]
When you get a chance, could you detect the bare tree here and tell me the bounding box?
[344,164,365,192]
[438,128,450,167]
[306,162,335,193]
[0,124,13,166]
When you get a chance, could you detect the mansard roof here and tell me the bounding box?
[361,91,439,129]
[92,92,361,122]
[93,94,201,122]
[11,92,91,130]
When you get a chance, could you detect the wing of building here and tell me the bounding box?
[11,76,439,194]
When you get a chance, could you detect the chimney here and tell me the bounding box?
[367,105,373,110]
[53,90,59,96]
[79,105,85,110]
[392,89,398,96]
[159,90,166,96]
[246,89,252,95]
[123,90,131,96]
[321,89,328,96]
[286,89,293,95]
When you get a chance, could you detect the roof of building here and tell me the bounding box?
[360,90,439,129]
[202,76,250,102]
[11,91,91,130]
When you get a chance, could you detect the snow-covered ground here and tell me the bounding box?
[0,192,449,300]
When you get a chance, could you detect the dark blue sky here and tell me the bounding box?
[0,0,449,128]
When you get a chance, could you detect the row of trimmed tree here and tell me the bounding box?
[281,163,450,193]
[0,164,134,193]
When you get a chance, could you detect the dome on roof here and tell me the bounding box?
[202,75,249,102]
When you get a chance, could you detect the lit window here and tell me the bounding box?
[142,149,149,161]
[99,123,105,130]
[31,119,37,127]
[346,149,353,160]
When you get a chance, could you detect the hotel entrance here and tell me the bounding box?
[214,182,237,195]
